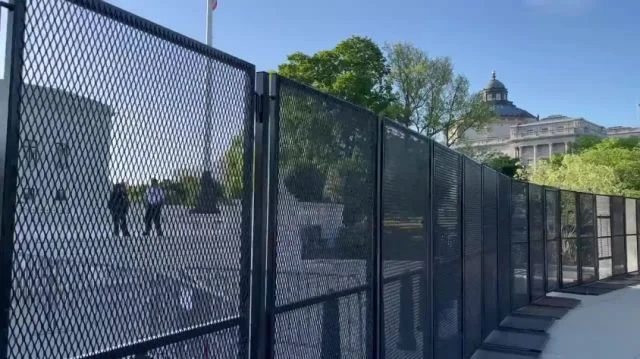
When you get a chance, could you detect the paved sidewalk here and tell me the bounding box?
[542,285,640,359]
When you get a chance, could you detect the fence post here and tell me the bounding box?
[0,1,26,357]
[542,187,548,294]
[575,192,584,284]
[247,72,270,359]
[424,139,434,359]
[622,196,628,274]
[369,115,383,358]
[261,73,281,359]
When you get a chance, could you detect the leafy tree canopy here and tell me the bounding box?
[278,36,395,114]
[384,42,496,146]
[483,153,523,178]
[528,138,640,197]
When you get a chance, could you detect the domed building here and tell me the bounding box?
[457,71,609,166]
[482,71,536,120]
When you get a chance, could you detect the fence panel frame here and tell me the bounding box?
[0,1,27,357]
[610,196,627,276]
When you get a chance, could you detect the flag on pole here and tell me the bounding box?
[210,0,218,11]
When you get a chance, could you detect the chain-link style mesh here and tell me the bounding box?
[8,0,254,357]
[528,184,545,300]
[560,191,578,287]
[596,195,612,279]
[273,78,375,358]
[545,190,560,291]
[462,158,482,358]
[610,196,626,275]
[625,199,638,272]
[578,193,597,283]
[510,181,528,309]
[381,121,429,358]
[497,175,511,321]
[432,144,461,359]
[481,167,498,337]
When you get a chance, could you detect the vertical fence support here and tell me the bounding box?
[458,154,465,356]
[264,73,281,359]
[247,72,269,359]
[575,192,583,284]
[623,197,628,275]
[542,187,548,294]
[0,1,26,357]
[370,115,384,359]
[593,195,599,280]
[425,139,434,359]
[556,190,563,288]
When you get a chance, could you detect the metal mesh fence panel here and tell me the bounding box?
[144,328,239,359]
[462,158,482,358]
[528,184,545,300]
[596,195,612,279]
[381,121,429,358]
[560,191,578,287]
[510,181,528,309]
[545,189,560,291]
[625,199,638,272]
[496,175,511,322]
[432,144,461,359]
[7,1,255,357]
[578,193,597,283]
[610,196,626,275]
[637,199,640,272]
[481,167,498,337]
[274,78,376,358]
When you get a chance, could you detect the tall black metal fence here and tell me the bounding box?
[0,1,639,358]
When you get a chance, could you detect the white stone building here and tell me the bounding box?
[17,84,112,217]
[458,72,640,166]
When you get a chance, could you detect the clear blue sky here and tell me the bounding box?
[107,0,640,128]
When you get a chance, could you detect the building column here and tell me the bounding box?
[548,143,553,157]
[564,142,569,153]
[533,145,537,164]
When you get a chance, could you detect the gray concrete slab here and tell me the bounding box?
[543,286,640,359]
[500,315,555,333]
[483,330,548,353]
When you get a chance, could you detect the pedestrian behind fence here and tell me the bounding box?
[143,178,165,236]
[108,182,131,237]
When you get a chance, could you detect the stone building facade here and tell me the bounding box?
[457,72,640,166]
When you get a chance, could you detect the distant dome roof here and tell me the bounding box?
[491,103,536,118]
[485,71,507,91]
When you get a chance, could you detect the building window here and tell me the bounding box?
[54,188,67,202]
[24,139,38,165]
[54,142,70,170]
[22,187,36,203]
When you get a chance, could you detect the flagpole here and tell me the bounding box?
[195,0,218,214]
[204,0,213,172]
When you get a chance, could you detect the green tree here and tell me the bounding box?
[222,135,246,199]
[528,138,640,197]
[571,135,603,153]
[278,36,395,114]
[483,153,523,178]
[385,42,496,145]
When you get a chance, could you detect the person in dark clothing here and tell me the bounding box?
[143,178,165,236]
[108,182,130,237]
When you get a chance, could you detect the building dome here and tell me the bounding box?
[482,71,535,119]
[485,71,507,91]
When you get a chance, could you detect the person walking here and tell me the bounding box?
[143,178,165,236]
[108,182,131,237]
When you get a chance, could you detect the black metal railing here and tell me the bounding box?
[0,1,638,358]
